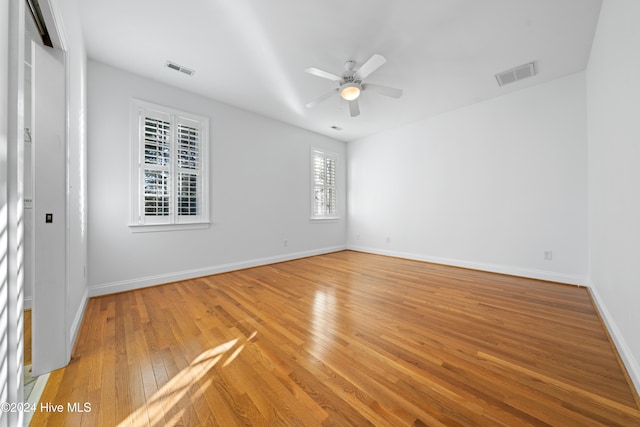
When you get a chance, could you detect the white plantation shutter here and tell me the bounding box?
[312,149,337,218]
[176,119,201,219]
[142,114,171,219]
[131,100,209,230]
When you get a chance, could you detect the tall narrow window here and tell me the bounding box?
[311,149,338,219]
[131,100,209,231]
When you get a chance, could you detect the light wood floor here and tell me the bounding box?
[32,251,640,426]
[25,308,32,366]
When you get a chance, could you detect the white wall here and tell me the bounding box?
[348,72,588,284]
[586,0,640,392]
[87,61,346,295]
[56,0,89,358]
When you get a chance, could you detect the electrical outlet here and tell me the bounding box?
[283,239,288,247]
[544,251,553,260]
[386,236,391,244]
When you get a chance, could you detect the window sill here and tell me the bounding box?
[129,222,211,233]
[310,217,341,223]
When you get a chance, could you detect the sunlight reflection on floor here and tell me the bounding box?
[118,331,256,427]
[310,289,337,357]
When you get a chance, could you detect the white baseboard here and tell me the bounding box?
[24,296,32,310]
[88,245,347,297]
[588,285,640,396]
[69,288,89,352]
[347,245,586,286]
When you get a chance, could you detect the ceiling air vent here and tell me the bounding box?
[165,61,195,76]
[495,62,536,87]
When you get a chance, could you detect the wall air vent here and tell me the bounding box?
[165,61,195,76]
[495,62,536,87]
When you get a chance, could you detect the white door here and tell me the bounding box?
[31,39,68,376]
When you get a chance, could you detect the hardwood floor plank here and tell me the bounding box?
[24,309,32,366]
[31,251,640,426]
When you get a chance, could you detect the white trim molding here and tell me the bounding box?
[88,245,347,297]
[347,245,587,286]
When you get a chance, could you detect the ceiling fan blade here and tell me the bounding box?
[305,67,342,82]
[354,54,387,80]
[362,83,403,98]
[306,88,338,109]
[348,99,360,117]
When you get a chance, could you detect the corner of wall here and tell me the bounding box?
[347,245,586,286]
[588,284,640,396]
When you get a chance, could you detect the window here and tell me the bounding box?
[130,99,209,231]
[311,149,338,219]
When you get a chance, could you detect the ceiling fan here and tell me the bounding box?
[305,54,403,117]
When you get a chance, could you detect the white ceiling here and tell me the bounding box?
[79,0,602,142]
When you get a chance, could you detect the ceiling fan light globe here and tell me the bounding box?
[340,84,361,101]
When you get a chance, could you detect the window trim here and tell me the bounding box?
[310,148,339,221]
[129,99,210,232]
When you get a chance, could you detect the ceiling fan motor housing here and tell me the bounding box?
[341,74,359,85]
[344,60,357,72]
